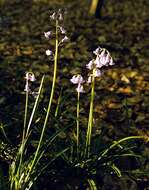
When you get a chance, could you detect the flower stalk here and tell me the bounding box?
[24,19,59,182]
[76,90,80,158]
[85,72,95,157]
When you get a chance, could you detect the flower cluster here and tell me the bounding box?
[70,47,114,92]
[44,10,69,57]
[24,72,38,97]
[70,75,85,93]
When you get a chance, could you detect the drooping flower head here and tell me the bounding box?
[70,75,84,84]
[59,26,66,34]
[76,84,85,93]
[25,72,36,82]
[94,47,114,68]
[44,31,52,39]
[70,74,85,93]
[24,72,35,93]
[61,36,69,43]
[86,60,95,70]
[24,72,38,97]
[50,12,56,20]
[93,47,102,56]
[44,9,68,57]
[87,47,114,72]
[49,9,65,21]
[45,49,53,56]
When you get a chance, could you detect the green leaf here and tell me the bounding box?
[111,164,122,177]
[87,179,98,190]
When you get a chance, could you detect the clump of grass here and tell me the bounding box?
[65,47,147,189]
[1,8,148,190]
[9,9,69,190]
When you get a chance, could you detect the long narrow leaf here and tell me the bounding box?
[98,136,144,160]
[87,179,97,190]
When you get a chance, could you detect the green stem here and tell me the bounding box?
[25,19,59,183]
[25,76,45,138]
[55,88,62,117]
[85,74,95,157]
[23,83,29,142]
[17,84,29,177]
[77,91,80,159]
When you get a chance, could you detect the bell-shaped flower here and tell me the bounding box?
[93,47,102,55]
[87,76,92,83]
[109,57,114,65]
[58,13,63,21]
[61,36,69,43]
[70,75,84,84]
[99,49,106,58]
[95,56,103,68]
[76,84,85,93]
[50,12,56,20]
[25,72,36,82]
[46,49,53,56]
[59,26,66,34]
[44,31,52,39]
[100,54,109,66]
[86,60,94,70]
[94,69,101,77]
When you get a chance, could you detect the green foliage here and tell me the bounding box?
[0,0,148,189]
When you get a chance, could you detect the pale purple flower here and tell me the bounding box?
[61,36,69,43]
[109,56,114,65]
[99,54,109,66]
[93,47,102,55]
[95,50,113,67]
[70,75,84,84]
[44,31,52,39]
[58,13,63,21]
[95,56,103,68]
[46,49,53,56]
[76,84,84,93]
[86,60,94,70]
[25,72,36,82]
[50,12,56,20]
[24,72,36,94]
[87,76,92,83]
[59,26,66,34]
[93,47,114,68]
[94,69,101,77]
[99,49,106,57]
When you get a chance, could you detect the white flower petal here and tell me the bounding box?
[70,75,84,84]
[76,84,84,93]
[93,47,102,55]
[61,36,69,43]
[86,60,94,70]
[44,31,52,39]
[95,56,103,68]
[46,50,53,56]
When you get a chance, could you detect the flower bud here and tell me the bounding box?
[46,49,53,56]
